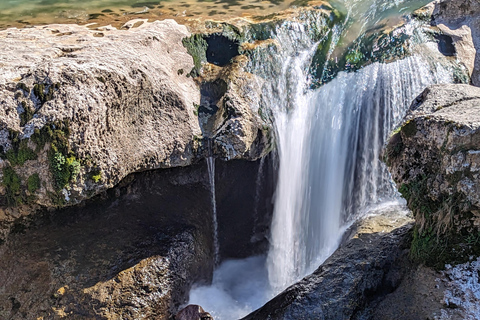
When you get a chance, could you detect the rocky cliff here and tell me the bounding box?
[0,18,274,243]
[416,0,480,86]
[386,83,480,268]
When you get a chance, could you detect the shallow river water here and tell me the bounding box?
[0,0,294,29]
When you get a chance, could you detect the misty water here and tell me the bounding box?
[189,0,459,319]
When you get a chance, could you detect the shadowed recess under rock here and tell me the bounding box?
[0,158,274,319]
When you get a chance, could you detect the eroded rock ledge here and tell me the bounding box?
[0,18,272,242]
[416,0,480,86]
[386,83,480,268]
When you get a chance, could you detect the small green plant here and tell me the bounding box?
[50,152,80,190]
[2,166,22,206]
[27,173,40,193]
[193,103,200,116]
[182,34,208,77]
[1,133,37,166]
[90,169,102,183]
[66,156,81,181]
[19,101,35,126]
[33,83,56,105]
[16,82,30,93]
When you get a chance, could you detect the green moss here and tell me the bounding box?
[402,172,480,268]
[29,120,81,191]
[193,103,200,116]
[27,173,40,193]
[19,101,34,126]
[182,34,208,77]
[89,168,102,183]
[345,50,365,65]
[30,120,70,154]
[402,120,417,138]
[1,133,37,166]
[2,166,22,207]
[16,82,30,94]
[33,83,59,105]
[410,224,480,270]
[66,156,81,181]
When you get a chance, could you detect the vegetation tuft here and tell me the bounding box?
[182,34,208,77]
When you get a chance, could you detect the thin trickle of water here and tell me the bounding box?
[252,156,266,240]
[207,140,220,266]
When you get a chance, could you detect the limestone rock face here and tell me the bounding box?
[422,0,480,86]
[0,19,271,242]
[0,20,201,237]
[385,83,480,267]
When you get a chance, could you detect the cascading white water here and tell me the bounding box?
[267,54,453,290]
[189,0,460,317]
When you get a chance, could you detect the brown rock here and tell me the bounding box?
[176,305,214,320]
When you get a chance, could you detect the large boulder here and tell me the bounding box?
[242,206,413,320]
[0,18,273,242]
[0,20,201,240]
[417,0,480,86]
[385,83,480,268]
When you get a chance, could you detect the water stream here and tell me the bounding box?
[189,0,458,317]
[207,139,220,266]
[267,54,453,291]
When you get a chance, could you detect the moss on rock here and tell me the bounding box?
[27,173,40,193]
[182,34,208,77]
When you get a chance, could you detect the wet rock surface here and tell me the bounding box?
[0,157,274,319]
[385,83,480,268]
[242,206,414,320]
[176,304,214,320]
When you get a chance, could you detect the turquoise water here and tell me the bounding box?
[0,0,293,29]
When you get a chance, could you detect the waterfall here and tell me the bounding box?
[189,1,460,317]
[207,140,220,266]
[251,156,266,242]
[266,55,453,290]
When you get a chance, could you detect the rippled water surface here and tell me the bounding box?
[0,0,294,29]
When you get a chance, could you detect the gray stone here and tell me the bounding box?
[242,208,413,320]
[385,83,480,267]
[424,0,480,86]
